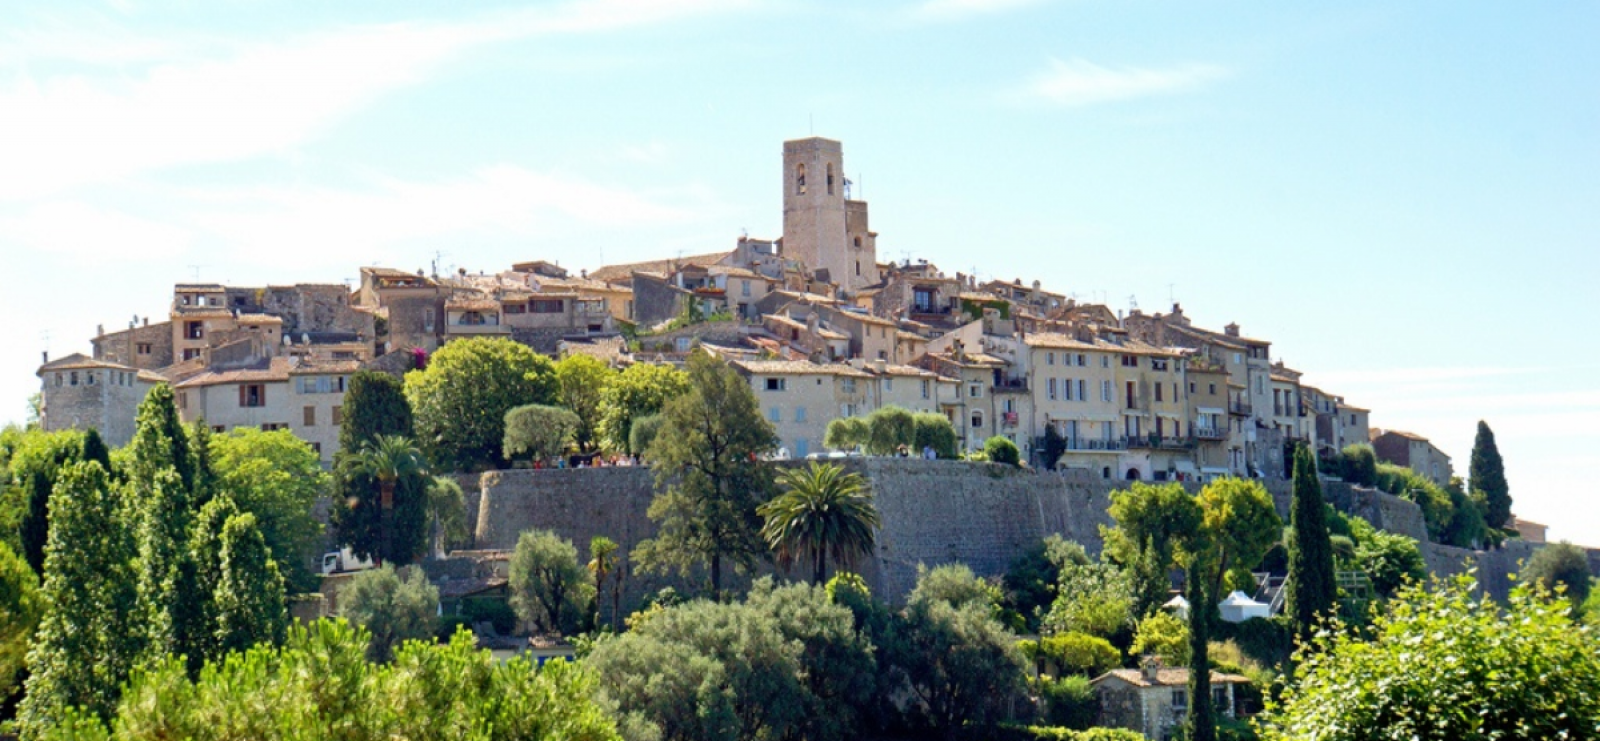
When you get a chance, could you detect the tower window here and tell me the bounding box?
[853,236,862,248]
[796,163,807,195]
[827,163,834,195]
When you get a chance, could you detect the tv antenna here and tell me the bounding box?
[1128,295,1139,313]
[186,264,207,281]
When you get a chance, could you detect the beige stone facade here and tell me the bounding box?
[781,137,878,296]
[37,353,163,447]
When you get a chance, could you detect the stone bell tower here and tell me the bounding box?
[781,137,878,295]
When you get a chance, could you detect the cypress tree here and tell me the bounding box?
[214,512,288,654]
[1285,445,1336,642]
[1470,421,1511,529]
[187,494,241,675]
[16,431,85,575]
[338,371,414,454]
[1185,557,1215,741]
[332,372,418,562]
[79,428,110,469]
[19,461,139,730]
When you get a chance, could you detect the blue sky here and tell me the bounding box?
[2,1,1596,541]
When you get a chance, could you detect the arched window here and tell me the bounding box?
[971,410,984,429]
[796,163,807,195]
[826,163,834,195]
[853,236,862,248]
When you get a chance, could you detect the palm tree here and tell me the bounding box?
[587,536,620,628]
[758,462,881,584]
[350,434,427,565]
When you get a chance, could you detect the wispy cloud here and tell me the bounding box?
[1015,57,1227,106]
[178,165,701,268]
[912,0,1046,22]
[0,0,756,198]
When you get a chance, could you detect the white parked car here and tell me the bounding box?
[321,548,376,575]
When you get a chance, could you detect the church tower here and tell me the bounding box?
[782,137,878,295]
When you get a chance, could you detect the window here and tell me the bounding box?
[796,163,807,195]
[741,280,751,297]
[1233,353,1242,364]
[532,299,564,313]
[212,425,226,434]
[86,372,95,385]
[1077,354,1087,367]
[796,439,810,457]
[1047,352,1055,366]
[1122,355,1138,368]
[310,442,322,455]
[1350,413,1357,425]
[765,377,786,391]
[675,337,692,352]
[303,406,316,426]
[795,407,807,423]
[842,378,858,394]
[1152,358,1169,371]
[769,407,782,423]
[1209,383,1216,395]
[1155,383,1163,402]
[1126,381,1136,408]
[969,383,983,398]
[424,308,436,332]
[826,163,834,195]
[921,379,930,399]
[1102,380,1112,402]
[1077,379,1086,401]
[332,406,343,425]
[186,321,204,340]
[261,423,287,432]
[1048,378,1058,400]
[856,261,862,276]
[854,236,863,248]
[1101,356,1109,368]
[240,384,265,407]
[1172,691,1188,709]
[1189,382,1196,394]
[137,342,152,355]
[971,410,984,428]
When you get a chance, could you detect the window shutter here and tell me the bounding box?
[239,384,246,407]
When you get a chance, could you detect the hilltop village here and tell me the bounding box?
[37,136,1461,494]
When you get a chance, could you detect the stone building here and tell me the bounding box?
[781,137,879,296]
[1371,429,1454,486]
[733,359,875,459]
[91,318,174,370]
[1093,663,1250,741]
[36,353,163,447]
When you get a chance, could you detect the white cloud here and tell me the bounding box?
[913,0,1045,22]
[0,201,192,265]
[1017,57,1227,106]
[180,165,699,268]
[0,0,756,198]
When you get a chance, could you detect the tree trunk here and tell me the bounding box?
[710,553,722,598]
[813,549,827,586]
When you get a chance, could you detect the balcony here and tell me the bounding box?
[993,377,1029,392]
[1192,427,1228,441]
[1125,435,1197,451]
[1229,401,1253,416]
[1035,436,1128,452]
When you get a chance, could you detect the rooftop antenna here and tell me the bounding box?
[1128,295,1139,313]
[1167,283,1176,305]
[186,264,207,281]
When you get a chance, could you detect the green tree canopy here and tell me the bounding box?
[1257,574,1600,741]
[405,337,558,470]
[425,476,470,558]
[20,461,140,730]
[634,351,777,595]
[555,354,617,454]
[10,429,89,574]
[758,462,880,584]
[1338,444,1378,487]
[38,620,621,741]
[503,404,580,463]
[337,564,439,662]
[598,362,691,455]
[1470,420,1511,529]
[628,413,665,459]
[1346,516,1426,598]
[912,412,958,459]
[336,435,430,566]
[1286,446,1336,642]
[984,436,1021,466]
[1521,541,1592,615]
[338,370,414,454]
[1130,609,1190,667]
[213,511,288,654]
[898,566,1027,740]
[0,540,41,702]
[1003,535,1091,631]
[209,428,327,592]
[824,416,868,452]
[508,529,592,636]
[865,406,915,455]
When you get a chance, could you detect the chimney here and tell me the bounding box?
[872,358,887,374]
[1141,656,1162,682]
[1224,322,1240,338]
[143,316,149,327]
[41,351,48,364]
[97,324,104,337]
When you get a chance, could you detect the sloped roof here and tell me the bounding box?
[1094,668,1250,689]
[731,360,872,378]
[587,251,732,282]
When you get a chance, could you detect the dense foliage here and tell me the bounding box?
[38,620,620,741]
[405,337,558,470]
[1285,446,1336,642]
[1257,575,1600,740]
[508,530,592,636]
[0,541,39,701]
[634,352,777,594]
[1469,420,1511,529]
[502,404,580,464]
[1521,540,1592,614]
[555,354,618,454]
[985,435,1022,466]
[209,428,326,591]
[598,363,690,455]
[336,564,439,662]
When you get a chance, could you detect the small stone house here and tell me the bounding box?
[1092,663,1250,741]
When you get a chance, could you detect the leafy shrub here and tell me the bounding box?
[337,565,439,662]
[1214,615,1294,671]
[1038,632,1120,677]
[1130,610,1190,666]
[460,597,518,635]
[985,436,1022,466]
[1036,675,1097,730]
